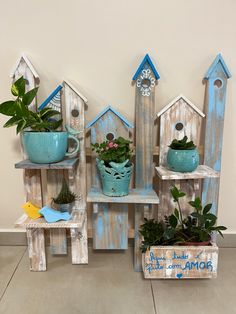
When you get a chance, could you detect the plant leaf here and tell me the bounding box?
[0,101,17,116]
[203,203,212,214]
[22,87,38,106]
[3,116,22,128]
[11,76,25,97]
[16,119,26,134]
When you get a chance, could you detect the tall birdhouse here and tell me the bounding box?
[202,54,231,214]
[11,54,40,111]
[157,95,205,219]
[86,106,133,250]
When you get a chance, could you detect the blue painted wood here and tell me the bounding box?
[86,105,133,129]
[202,54,231,215]
[132,54,160,81]
[38,85,63,110]
[90,108,132,249]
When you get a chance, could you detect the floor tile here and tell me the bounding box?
[151,248,236,314]
[0,246,26,299]
[0,248,155,314]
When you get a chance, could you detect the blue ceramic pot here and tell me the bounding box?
[96,158,133,196]
[167,148,199,172]
[22,131,79,164]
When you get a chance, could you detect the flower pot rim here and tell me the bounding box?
[23,130,67,134]
[144,242,215,250]
[168,147,198,151]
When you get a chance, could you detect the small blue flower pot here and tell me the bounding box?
[96,159,133,196]
[22,131,79,164]
[167,148,199,172]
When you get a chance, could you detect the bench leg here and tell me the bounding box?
[70,215,88,264]
[26,228,46,271]
[50,229,67,255]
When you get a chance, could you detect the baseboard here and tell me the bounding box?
[0,231,235,248]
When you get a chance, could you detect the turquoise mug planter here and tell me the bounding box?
[167,148,199,172]
[22,131,80,164]
[96,158,133,196]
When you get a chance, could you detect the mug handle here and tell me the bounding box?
[65,134,80,157]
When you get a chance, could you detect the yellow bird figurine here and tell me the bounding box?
[22,202,42,219]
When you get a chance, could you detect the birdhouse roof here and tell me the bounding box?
[204,54,231,79]
[157,94,205,118]
[38,85,63,110]
[63,80,88,103]
[132,54,160,81]
[10,53,39,79]
[86,105,133,128]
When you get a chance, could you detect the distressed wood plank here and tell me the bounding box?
[26,228,46,271]
[156,165,219,180]
[71,213,88,264]
[15,158,79,169]
[142,244,218,279]
[88,106,132,250]
[87,188,159,204]
[202,54,231,215]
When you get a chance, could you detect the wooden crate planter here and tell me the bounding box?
[142,244,218,279]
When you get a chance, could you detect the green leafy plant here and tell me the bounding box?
[169,135,196,150]
[139,186,227,252]
[52,178,77,204]
[0,76,63,134]
[91,136,132,165]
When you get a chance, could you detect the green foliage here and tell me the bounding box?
[91,136,132,165]
[0,76,62,134]
[169,136,196,150]
[52,178,77,204]
[139,185,227,252]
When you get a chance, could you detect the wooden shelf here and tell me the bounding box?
[155,165,220,180]
[15,211,84,229]
[87,188,159,204]
[15,158,79,170]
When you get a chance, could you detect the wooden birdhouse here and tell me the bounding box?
[86,106,133,250]
[11,53,40,111]
[157,94,205,167]
[202,54,231,214]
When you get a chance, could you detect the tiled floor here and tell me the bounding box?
[0,247,235,314]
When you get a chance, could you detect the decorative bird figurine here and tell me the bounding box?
[65,125,83,136]
[22,202,42,219]
[109,159,129,171]
[39,206,71,223]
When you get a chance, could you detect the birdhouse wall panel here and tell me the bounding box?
[159,99,203,166]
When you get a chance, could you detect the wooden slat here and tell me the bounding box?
[156,165,219,180]
[87,188,159,204]
[71,212,88,264]
[202,55,231,215]
[15,158,79,169]
[26,228,46,271]
[142,244,218,279]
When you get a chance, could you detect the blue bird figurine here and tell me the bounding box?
[39,206,71,223]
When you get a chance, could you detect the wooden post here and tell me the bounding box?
[202,54,231,215]
[133,54,160,271]
[87,106,133,249]
[26,228,46,271]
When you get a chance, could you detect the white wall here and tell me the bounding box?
[0,0,236,233]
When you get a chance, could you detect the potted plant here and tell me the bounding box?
[167,136,199,172]
[52,178,77,213]
[92,136,133,196]
[0,77,79,163]
[140,186,227,279]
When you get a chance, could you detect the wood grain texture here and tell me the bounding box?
[26,228,46,271]
[142,244,218,279]
[89,108,132,250]
[134,63,157,271]
[202,58,230,215]
[156,165,219,180]
[15,158,79,169]
[158,95,204,221]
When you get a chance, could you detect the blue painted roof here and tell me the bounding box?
[86,105,133,128]
[38,85,63,110]
[132,54,160,81]
[204,54,231,79]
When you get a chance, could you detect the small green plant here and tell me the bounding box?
[91,136,132,166]
[139,186,227,252]
[0,76,63,134]
[52,178,77,204]
[169,136,196,150]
